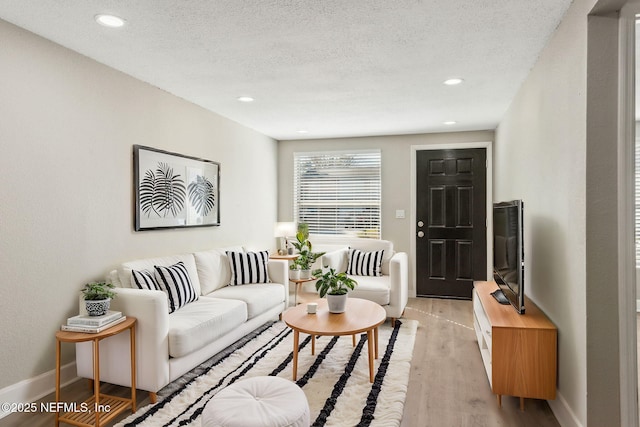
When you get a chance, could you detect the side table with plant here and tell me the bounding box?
[82,282,117,316]
[289,229,324,280]
[312,267,357,313]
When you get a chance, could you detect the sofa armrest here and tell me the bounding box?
[75,287,170,393]
[320,247,348,272]
[387,252,409,319]
[268,259,289,308]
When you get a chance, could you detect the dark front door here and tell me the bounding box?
[416,148,487,299]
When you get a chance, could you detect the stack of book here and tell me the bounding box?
[61,311,126,333]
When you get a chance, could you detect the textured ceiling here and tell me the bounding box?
[0,0,573,140]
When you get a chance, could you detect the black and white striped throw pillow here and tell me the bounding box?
[131,269,161,291]
[226,250,270,286]
[347,248,384,277]
[154,261,199,313]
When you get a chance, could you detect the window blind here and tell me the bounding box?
[294,150,381,239]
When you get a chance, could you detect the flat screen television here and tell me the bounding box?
[492,200,525,314]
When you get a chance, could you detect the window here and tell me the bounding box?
[294,150,381,239]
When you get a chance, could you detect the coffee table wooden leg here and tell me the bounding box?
[311,334,315,355]
[367,329,374,383]
[292,330,299,381]
[352,334,356,346]
[374,327,379,359]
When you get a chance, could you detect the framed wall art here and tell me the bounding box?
[134,145,220,231]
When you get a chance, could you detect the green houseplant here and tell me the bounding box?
[289,227,324,279]
[312,267,357,313]
[82,282,116,316]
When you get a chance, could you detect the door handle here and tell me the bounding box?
[417,231,425,238]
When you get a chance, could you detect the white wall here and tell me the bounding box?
[494,0,624,425]
[278,131,494,295]
[636,122,640,306]
[0,19,278,389]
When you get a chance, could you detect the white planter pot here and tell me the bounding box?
[327,293,348,314]
[299,269,312,280]
[289,269,301,280]
[85,298,111,317]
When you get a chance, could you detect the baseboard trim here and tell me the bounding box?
[0,362,79,420]
[548,391,583,427]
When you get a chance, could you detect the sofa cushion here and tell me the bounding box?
[319,247,349,273]
[209,283,285,319]
[155,262,199,313]
[348,276,390,305]
[168,297,247,358]
[116,253,202,295]
[193,246,244,295]
[313,237,394,275]
[226,251,270,285]
[131,269,160,291]
[347,249,384,277]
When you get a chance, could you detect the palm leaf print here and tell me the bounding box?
[188,175,216,216]
[139,170,159,217]
[139,162,186,218]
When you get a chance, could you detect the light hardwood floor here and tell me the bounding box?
[0,296,560,427]
[399,297,559,427]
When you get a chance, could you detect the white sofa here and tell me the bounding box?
[75,246,288,401]
[314,237,409,322]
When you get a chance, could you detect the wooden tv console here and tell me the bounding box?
[472,281,557,410]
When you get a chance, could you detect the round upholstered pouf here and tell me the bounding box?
[202,376,310,427]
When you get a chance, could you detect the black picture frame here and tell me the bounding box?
[133,145,220,231]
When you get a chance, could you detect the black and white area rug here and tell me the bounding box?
[116,319,417,427]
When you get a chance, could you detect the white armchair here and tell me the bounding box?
[316,238,409,322]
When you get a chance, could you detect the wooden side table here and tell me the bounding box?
[269,254,313,305]
[289,277,316,305]
[269,253,299,261]
[55,316,137,427]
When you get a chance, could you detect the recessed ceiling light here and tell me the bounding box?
[443,121,457,125]
[237,96,255,103]
[95,14,126,28]
[443,78,464,86]
[296,130,308,134]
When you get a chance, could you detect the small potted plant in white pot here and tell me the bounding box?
[289,264,301,280]
[313,267,357,313]
[290,227,324,279]
[82,282,116,316]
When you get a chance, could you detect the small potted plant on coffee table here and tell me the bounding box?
[82,282,117,316]
[313,267,357,313]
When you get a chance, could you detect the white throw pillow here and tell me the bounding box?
[194,246,244,294]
